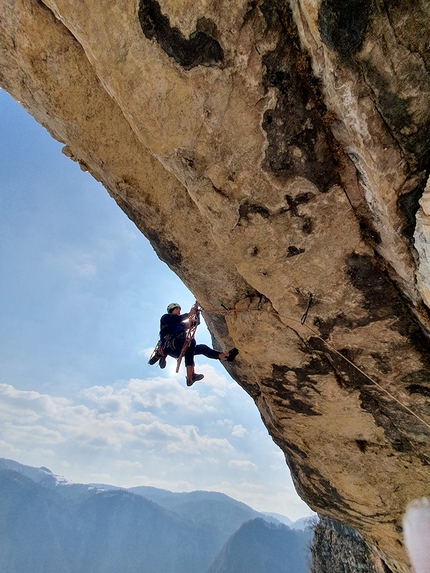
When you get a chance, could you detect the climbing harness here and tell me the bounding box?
[176,301,201,373]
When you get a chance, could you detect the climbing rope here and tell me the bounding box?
[176,301,201,373]
[289,314,430,431]
[201,299,430,432]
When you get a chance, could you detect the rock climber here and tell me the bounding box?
[149,303,238,386]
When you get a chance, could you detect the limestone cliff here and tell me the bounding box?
[1,1,429,570]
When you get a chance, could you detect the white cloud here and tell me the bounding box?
[2,423,64,445]
[199,364,235,397]
[29,447,57,458]
[0,378,234,460]
[116,460,143,470]
[231,424,247,438]
[133,421,234,455]
[228,460,257,470]
[0,383,69,415]
[131,411,156,422]
[123,377,219,414]
[0,375,312,519]
[216,419,234,427]
[236,481,267,492]
[81,385,131,415]
[0,439,22,456]
[73,430,123,451]
[139,347,154,358]
[0,401,40,423]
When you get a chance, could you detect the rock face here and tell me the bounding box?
[1,1,429,570]
[310,516,392,573]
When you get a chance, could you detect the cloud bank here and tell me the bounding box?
[0,364,310,519]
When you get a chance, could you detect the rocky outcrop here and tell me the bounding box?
[310,516,392,573]
[1,1,429,570]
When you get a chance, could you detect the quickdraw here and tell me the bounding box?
[176,301,201,373]
[300,292,313,325]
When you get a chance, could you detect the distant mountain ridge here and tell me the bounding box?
[0,457,72,488]
[0,458,314,573]
[0,468,215,573]
[0,458,311,529]
[207,518,311,573]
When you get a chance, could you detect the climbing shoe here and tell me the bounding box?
[226,348,239,362]
[148,354,159,366]
[186,373,204,387]
[159,356,166,369]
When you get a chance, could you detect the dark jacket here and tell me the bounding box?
[159,313,189,342]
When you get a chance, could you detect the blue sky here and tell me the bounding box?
[0,89,312,519]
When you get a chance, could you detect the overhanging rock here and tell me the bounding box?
[1,1,429,570]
